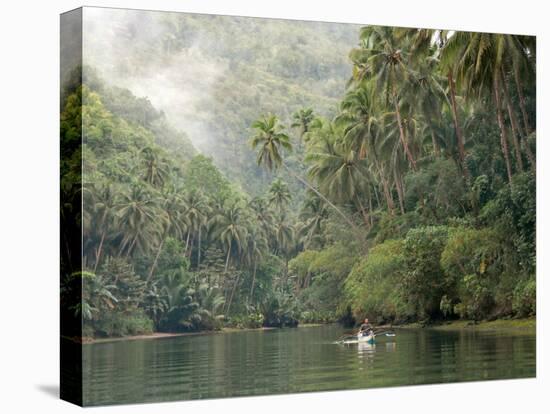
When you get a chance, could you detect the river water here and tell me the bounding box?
[82,324,536,406]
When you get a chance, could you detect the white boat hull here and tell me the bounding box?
[340,333,375,344]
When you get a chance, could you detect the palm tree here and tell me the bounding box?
[243,227,268,305]
[273,213,296,287]
[250,114,292,171]
[148,188,189,281]
[268,178,292,213]
[335,86,379,159]
[116,184,160,258]
[291,108,315,139]
[250,115,363,241]
[249,197,275,238]
[83,182,117,272]
[446,32,516,183]
[182,190,211,268]
[305,124,373,226]
[351,26,417,170]
[141,146,169,188]
[210,203,248,272]
[299,193,328,248]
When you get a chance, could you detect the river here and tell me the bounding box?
[82,324,535,406]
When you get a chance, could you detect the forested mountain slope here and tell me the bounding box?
[83,8,360,201]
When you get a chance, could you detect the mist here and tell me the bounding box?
[83,7,226,151]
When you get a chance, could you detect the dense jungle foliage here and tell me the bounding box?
[61,15,535,338]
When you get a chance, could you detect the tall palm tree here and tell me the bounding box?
[210,203,248,272]
[116,184,159,258]
[182,190,211,267]
[141,146,169,188]
[291,108,315,139]
[249,197,275,238]
[268,178,292,213]
[351,26,417,170]
[241,226,268,306]
[446,32,519,183]
[83,181,117,272]
[250,115,363,241]
[148,188,189,281]
[299,193,328,248]
[306,123,374,226]
[335,86,379,159]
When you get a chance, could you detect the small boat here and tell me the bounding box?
[339,332,375,344]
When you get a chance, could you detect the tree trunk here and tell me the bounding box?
[197,226,202,269]
[501,68,524,173]
[226,272,240,315]
[368,190,374,228]
[282,163,363,243]
[372,182,381,210]
[394,167,406,215]
[393,93,417,171]
[356,197,371,229]
[184,231,190,254]
[430,128,440,157]
[148,235,165,281]
[493,75,514,185]
[447,70,466,168]
[125,234,139,259]
[380,171,395,215]
[248,259,257,304]
[224,243,231,273]
[513,61,531,136]
[93,229,106,273]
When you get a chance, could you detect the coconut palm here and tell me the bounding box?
[148,188,189,280]
[251,115,363,240]
[83,181,118,272]
[291,108,315,139]
[116,184,160,258]
[351,26,417,170]
[268,178,292,213]
[306,125,373,225]
[210,203,248,272]
[141,146,169,188]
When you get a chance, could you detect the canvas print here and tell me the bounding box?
[60,7,536,407]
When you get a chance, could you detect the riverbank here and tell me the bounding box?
[76,326,280,344]
[70,317,536,344]
[396,317,536,332]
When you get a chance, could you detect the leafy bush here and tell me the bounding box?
[344,239,409,323]
[227,312,264,329]
[512,276,536,317]
[94,311,153,337]
[402,226,449,320]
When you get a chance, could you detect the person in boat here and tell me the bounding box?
[358,318,373,337]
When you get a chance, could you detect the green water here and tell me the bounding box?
[82,324,536,406]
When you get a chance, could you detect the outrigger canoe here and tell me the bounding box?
[339,332,375,344]
[337,330,395,345]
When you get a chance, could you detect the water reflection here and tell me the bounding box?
[82,324,535,406]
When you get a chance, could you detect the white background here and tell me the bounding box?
[0,0,548,412]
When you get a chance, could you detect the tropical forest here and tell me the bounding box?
[61,11,536,340]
